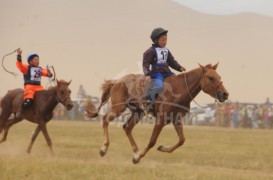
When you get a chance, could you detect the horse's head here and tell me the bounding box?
[56,79,73,110]
[199,63,229,102]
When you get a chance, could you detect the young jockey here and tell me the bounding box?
[16,48,52,109]
[143,28,186,109]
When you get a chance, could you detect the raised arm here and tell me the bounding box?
[16,48,28,75]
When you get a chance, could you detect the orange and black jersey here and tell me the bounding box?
[16,55,50,85]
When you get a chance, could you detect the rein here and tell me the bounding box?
[45,66,57,89]
[183,72,207,108]
[1,50,17,78]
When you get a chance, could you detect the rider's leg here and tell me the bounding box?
[145,72,164,110]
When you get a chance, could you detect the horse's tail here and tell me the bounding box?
[0,97,10,133]
[85,80,114,118]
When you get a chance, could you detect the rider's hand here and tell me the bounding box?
[47,70,53,78]
[180,66,186,72]
[16,48,22,55]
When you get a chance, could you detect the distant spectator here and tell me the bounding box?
[77,84,87,98]
[231,106,239,128]
[265,97,271,107]
[252,106,260,128]
[214,104,221,126]
[246,106,253,128]
[204,106,212,124]
[223,104,231,127]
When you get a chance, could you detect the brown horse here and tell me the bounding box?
[85,63,229,164]
[0,80,73,154]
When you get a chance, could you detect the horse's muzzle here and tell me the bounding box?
[217,92,229,102]
[66,104,73,110]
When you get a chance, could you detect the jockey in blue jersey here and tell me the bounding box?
[142,28,186,109]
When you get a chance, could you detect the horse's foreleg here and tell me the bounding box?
[133,122,164,164]
[157,121,185,153]
[27,125,41,154]
[123,110,144,153]
[41,123,54,155]
[0,117,23,143]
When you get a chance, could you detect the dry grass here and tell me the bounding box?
[0,120,273,180]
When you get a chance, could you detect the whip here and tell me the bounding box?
[1,49,18,78]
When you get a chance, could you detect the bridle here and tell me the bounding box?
[55,94,71,104]
[183,69,222,108]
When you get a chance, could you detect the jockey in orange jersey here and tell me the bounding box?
[16,48,52,109]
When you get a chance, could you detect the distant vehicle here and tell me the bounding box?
[188,106,216,125]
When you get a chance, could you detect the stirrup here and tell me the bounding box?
[141,100,153,116]
[140,104,149,116]
[22,98,33,110]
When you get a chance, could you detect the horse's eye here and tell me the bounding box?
[208,77,214,81]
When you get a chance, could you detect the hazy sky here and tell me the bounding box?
[173,0,273,17]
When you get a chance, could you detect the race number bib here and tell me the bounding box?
[30,67,42,82]
[155,47,168,64]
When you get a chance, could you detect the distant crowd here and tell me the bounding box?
[194,99,273,129]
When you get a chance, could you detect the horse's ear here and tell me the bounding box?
[212,62,219,70]
[199,63,207,73]
[68,80,72,86]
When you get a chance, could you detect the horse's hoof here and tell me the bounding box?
[132,157,140,164]
[27,150,31,154]
[99,149,106,157]
[157,145,164,151]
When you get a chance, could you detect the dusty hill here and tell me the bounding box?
[1,0,273,103]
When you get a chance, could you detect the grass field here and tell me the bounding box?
[0,120,273,180]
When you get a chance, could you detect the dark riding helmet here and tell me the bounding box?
[150,27,168,43]
[27,53,39,64]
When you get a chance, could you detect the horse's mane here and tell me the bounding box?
[47,86,57,91]
[46,80,70,91]
[176,64,213,79]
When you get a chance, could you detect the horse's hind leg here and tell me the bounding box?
[27,125,42,154]
[123,109,144,154]
[157,119,185,153]
[100,103,127,157]
[0,109,12,135]
[0,115,23,143]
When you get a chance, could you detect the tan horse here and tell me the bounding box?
[86,63,229,164]
[0,80,73,154]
